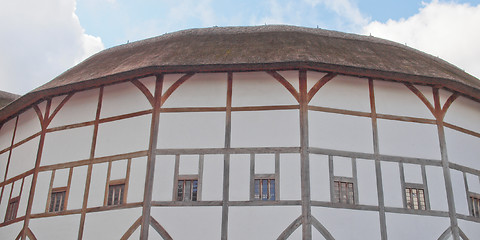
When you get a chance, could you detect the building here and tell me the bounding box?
[0,25,479,240]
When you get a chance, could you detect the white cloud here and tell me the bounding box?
[304,0,370,29]
[0,0,104,95]
[363,0,480,79]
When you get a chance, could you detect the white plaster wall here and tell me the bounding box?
[374,80,434,119]
[310,154,330,202]
[255,154,275,174]
[0,184,11,222]
[30,214,80,239]
[403,163,423,184]
[231,110,300,148]
[129,227,141,240]
[0,152,8,182]
[309,75,370,112]
[356,159,378,206]
[0,221,23,240]
[162,74,185,95]
[14,108,41,144]
[288,226,302,240]
[179,155,199,175]
[17,175,32,217]
[158,112,225,149]
[153,155,175,201]
[202,154,224,201]
[312,228,327,240]
[7,137,39,179]
[96,114,151,157]
[83,207,142,240]
[48,89,100,128]
[445,128,480,170]
[444,96,480,133]
[385,213,450,240]
[68,166,87,210]
[152,206,222,240]
[466,173,480,193]
[278,70,299,92]
[162,73,227,108]
[416,85,435,106]
[458,219,480,240]
[110,159,127,180]
[53,168,69,187]
[377,119,441,159]
[127,156,147,203]
[450,169,469,215]
[41,126,93,166]
[232,71,298,107]
[229,154,250,201]
[87,162,108,208]
[148,226,162,240]
[228,206,301,240]
[309,111,373,153]
[137,75,156,95]
[31,171,51,214]
[0,117,15,151]
[333,156,352,177]
[100,81,152,119]
[280,153,301,200]
[381,161,403,208]
[312,207,381,240]
[426,166,448,211]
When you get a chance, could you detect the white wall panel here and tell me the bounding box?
[444,96,480,133]
[11,179,21,197]
[68,166,87,210]
[53,168,69,187]
[202,154,224,201]
[416,85,435,107]
[96,114,151,157]
[333,156,352,178]
[138,76,157,96]
[309,111,373,153]
[231,110,300,148]
[179,155,199,175]
[87,163,108,208]
[229,154,250,201]
[309,75,370,112]
[381,162,403,207]
[17,175,32,217]
[458,219,480,240]
[42,126,93,166]
[288,225,302,240]
[162,74,185,95]
[127,157,147,203]
[307,71,328,91]
[83,208,142,240]
[0,117,15,151]
[49,89,99,128]
[403,163,422,184]
[148,226,163,240]
[14,108,41,144]
[30,214,80,239]
[0,221,23,240]
[31,171,51,214]
[153,155,175,201]
[278,70,299,92]
[356,159,378,206]
[110,159,127,180]
[100,81,151,118]
[228,206,301,240]
[158,112,225,149]
[0,152,8,182]
[378,119,441,159]
[162,73,227,108]
[7,137,39,179]
[450,169,469,215]
[426,166,448,211]
[385,213,450,240]
[280,154,301,200]
[0,184,11,222]
[232,72,298,107]
[445,128,480,170]
[466,173,480,193]
[310,154,330,202]
[255,154,275,174]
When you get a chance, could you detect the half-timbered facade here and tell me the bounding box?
[0,25,479,240]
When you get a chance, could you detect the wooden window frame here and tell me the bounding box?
[249,153,280,201]
[176,175,199,202]
[399,163,430,211]
[253,175,276,201]
[469,192,480,218]
[5,196,20,222]
[333,178,355,205]
[106,179,126,206]
[328,156,359,205]
[404,184,427,210]
[49,187,67,212]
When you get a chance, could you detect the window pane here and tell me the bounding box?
[254,179,260,200]
[192,180,198,201]
[262,179,268,200]
[269,180,275,200]
[177,180,184,201]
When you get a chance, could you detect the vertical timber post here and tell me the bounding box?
[221,72,233,240]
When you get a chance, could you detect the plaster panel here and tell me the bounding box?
[309,75,370,112]
[162,74,185,95]
[52,168,69,188]
[232,71,298,107]
[202,154,224,201]
[385,213,450,240]
[288,225,302,240]
[179,155,199,175]
[17,175,32,217]
[41,126,93,166]
[96,114,151,157]
[14,108,41,144]
[7,136,39,179]
[0,184,11,222]
[444,95,480,133]
[450,169,469,215]
[333,156,352,177]
[312,228,327,240]
[310,154,330,202]
[11,179,21,196]
[374,80,434,119]
[129,227,142,240]
[255,153,275,174]
[381,161,403,208]
[280,154,301,200]
[153,155,175,201]
[231,110,300,148]
[0,152,8,182]
[0,221,23,240]
[403,163,422,184]
[148,226,163,240]
[30,214,80,239]
[31,171,51,214]
[278,70,299,92]
[100,81,152,118]
[309,111,373,153]
[416,85,435,107]
[229,154,250,201]
[127,156,147,203]
[445,128,480,170]
[307,71,328,93]
[110,159,127,180]
[158,112,225,149]
[162,73,227,108]
[83,208,142,240]
[228,206,301,240]
[0,117,15,151]
[458,219,480,240]
[356,159,378,206]
[426,166,448,211]
[152,206,222,240]
[137,75,157,96]
[48,89,99,128]
[377,119,441,159]
[87,162,108,208]
[466,173,480,194]
[68,165,87,210]
[312,207,381,240]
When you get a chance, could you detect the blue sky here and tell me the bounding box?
[1,0,480,94]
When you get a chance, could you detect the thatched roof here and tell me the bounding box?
[0,90,19,110]
[1,25,479,123]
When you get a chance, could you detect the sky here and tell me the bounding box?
[1,0,479,95]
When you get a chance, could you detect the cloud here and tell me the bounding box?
[363,0,480,79]
[0,0,104,95]
[304,0,370,30]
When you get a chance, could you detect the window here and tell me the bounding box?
[177,179,198,201]
[333,180,354,204]
[470,194,480,218]
[49,188,66,212]
[5,197,19,222]
[405,187,426,210]
[107,183,125,206]
[254,178,275,201]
